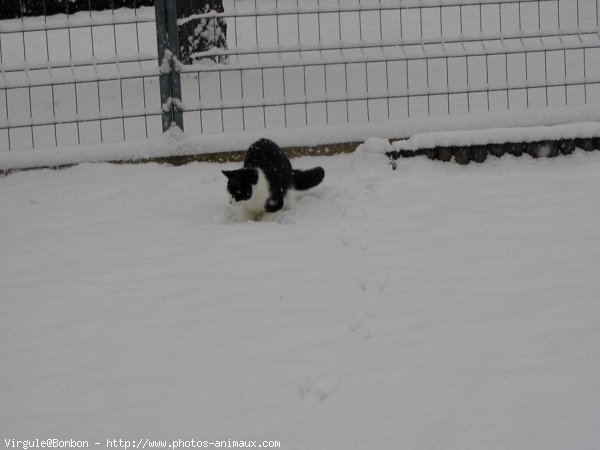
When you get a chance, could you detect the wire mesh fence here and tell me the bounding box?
[2,0,600,151]
[0,0,162,151]
[180,0,600,135]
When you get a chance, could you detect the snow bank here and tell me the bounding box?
[3,105,600,171]
[394,122,600,152]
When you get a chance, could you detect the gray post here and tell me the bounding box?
[155,0,184,132]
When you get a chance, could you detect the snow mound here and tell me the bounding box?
[4,105,600,172]
[394,122,600,151]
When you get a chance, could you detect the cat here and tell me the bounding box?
[222,138,325,221]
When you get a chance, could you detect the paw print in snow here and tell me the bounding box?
[349,313,376,341]
[299,377,341,402]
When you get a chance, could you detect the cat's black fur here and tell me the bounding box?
[222,138,325,215]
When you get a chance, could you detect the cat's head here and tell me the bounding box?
[222,168,259,203]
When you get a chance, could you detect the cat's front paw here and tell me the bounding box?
[265,198,283,213]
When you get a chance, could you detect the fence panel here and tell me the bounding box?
[0,0,163,151]
[2,0,600,152]
[180,0,600,138]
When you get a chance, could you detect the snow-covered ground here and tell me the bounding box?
[2,147,599,449]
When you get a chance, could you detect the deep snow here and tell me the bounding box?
[1,148,600,449]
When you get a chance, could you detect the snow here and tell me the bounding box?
[3,105,600,171]
[3,2,600,446]
[393,121,600,151]
[2,148,600,448]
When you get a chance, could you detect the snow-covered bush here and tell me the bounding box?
[177,0,228,65]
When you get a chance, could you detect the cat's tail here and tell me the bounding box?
[292,167,325,191]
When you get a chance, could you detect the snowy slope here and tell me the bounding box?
[1,149,600,449]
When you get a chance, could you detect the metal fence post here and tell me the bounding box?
[155,0,184,132]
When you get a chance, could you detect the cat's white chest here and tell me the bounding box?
[234,169,295,221]
[239,169,271,214]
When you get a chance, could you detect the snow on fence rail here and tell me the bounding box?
[1,0,600,152]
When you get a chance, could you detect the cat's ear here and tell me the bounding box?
[222,170,236,179]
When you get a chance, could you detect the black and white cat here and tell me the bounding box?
[222,138,325,221]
